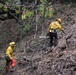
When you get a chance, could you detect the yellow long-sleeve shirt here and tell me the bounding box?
[6,46,13,59]
[48,21,64,32]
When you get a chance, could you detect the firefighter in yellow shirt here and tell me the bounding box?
[48,18,65,47]
[5,42,16,73]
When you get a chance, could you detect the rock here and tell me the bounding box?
[23,56,27,61]
[57,52,64,58]
[0,14,8,20]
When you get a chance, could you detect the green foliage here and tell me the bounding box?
[22,23,31,34]
[38,18,44,23]
[38,1,54,18]
[6,0,14,4]
[3,5,8,12]
[22,7,34,20]
[10,4,19,10]
[48,8,54,18]
[15,10,20,15]
[23,24,31,32]
[40,0,47,4]
[0,3,3,8]
[21,10,34,20]
[22,6,27,11]
[8,0,11,1]
[39,4,45,15]
[22,14,27,20]
[45,10,49,18]
[13,4,19,10]
[28,10,34,17]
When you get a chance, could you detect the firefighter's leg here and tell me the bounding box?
[49,32,53,46]
[5,56,11,73]
[6,61,10,73]
[54,32,58,46]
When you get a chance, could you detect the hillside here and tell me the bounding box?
[0,1,76,75]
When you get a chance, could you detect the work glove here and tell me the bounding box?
[11,57,16,67]
[62,30,66,35]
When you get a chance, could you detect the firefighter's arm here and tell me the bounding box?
[6,50,12,59]
[62,29,66,34]
[60,27,66,34]
[57,23,66,34]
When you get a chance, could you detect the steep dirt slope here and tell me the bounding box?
[0,19,19,49]
[9,3,76,75]
[0,2,76,75]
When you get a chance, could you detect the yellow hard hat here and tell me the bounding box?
[56,18,61,23]
[9,42,15,46]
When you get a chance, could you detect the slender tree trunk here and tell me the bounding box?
[34,9,38,39]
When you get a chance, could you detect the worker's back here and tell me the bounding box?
[48,21,64,32]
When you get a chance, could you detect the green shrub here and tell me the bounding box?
[0,3,3,8]
[20,23,31,37]
[39,4,45,15]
